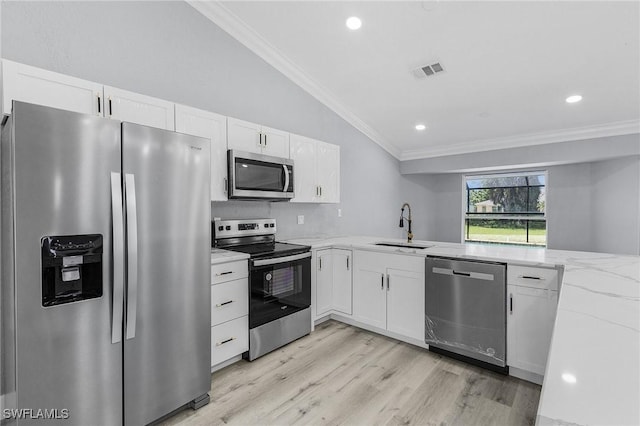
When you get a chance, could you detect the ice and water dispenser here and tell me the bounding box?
[41,234,103,306]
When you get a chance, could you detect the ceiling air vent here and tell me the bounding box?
[413,62,445,79]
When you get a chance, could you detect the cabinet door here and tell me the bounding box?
[315,249,334,317]
[260,125,289,158]
[352,251,386,329]
[2,60,102,116]
[332,249,352,315]
[104,86,174,130]
[317,142,340,203]
[507,284,558,375]
[289,134,318,203]
[175,104,228,201]
[386,268,425,341]
[227,117,261,154]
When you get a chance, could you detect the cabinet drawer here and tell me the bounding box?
[211,278,249,326]
[211,260,248,284]
[211,316,248,366]
[507,265,558,290]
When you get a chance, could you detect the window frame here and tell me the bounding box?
[461,170,548,247]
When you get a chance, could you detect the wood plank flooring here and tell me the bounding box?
[163,320,541,426]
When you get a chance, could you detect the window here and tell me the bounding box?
[464,172,546,246]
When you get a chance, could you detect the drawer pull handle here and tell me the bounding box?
[216,337,235,346]
[216,300,234,307]
[216,271,233,276]
[520,275,542,280]
[452,270,471,277]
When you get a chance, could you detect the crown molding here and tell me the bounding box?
[399,119,640,161]
[187,0,401,159]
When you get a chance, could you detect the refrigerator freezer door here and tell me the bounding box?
[8,102,123,425]
[122,123,211,425]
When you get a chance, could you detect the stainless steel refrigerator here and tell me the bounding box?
[1,101,211,425]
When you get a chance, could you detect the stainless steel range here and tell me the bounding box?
[213,219,312,360]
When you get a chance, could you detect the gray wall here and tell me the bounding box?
[420,156,640,255]
[1,1,426,241]
[591,157,640,255]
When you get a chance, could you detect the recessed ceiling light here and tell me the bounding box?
[566,95,583,104]
[415,124,427,131]
[561,373,577,384]
[346,16,362,30]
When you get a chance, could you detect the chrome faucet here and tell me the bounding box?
[399,202,413,243]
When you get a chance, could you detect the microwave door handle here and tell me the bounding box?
[283,164,290,192]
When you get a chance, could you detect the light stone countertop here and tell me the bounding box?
[210,248,249,265]
[285,235,640,426]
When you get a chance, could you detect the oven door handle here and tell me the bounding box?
[252,252,311,267]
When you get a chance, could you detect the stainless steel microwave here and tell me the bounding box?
[228,150,294,200]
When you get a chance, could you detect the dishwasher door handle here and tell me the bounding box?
[431,266,494,281]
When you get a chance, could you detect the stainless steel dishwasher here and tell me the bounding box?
[425,256,508,373]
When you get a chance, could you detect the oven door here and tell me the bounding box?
[249,252,311,328]
[228,150,294,200]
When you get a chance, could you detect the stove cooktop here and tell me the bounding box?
[224,241,310,259]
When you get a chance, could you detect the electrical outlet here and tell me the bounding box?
[297,215,305,225]
[338,209,342,217]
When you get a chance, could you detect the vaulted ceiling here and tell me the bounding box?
[190,1,640,160]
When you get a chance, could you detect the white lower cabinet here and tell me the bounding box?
[211,316,249,366]
[332,249,352,315]
[211,259,249,369]
[315,249,352,318]
[507,265,559,376]
[352,250,425,341]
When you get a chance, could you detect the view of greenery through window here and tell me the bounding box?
[464,172,546,246]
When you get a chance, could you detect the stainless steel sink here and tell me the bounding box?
[374,242,433,249]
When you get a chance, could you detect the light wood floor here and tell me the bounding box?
[163,320,541,426]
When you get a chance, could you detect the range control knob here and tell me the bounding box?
[225,226,231,231]
[218,226,223,231]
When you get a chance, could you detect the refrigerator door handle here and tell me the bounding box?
[125,173,139,340]
[110,172,125,344]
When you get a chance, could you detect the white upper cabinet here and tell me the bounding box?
[175,104,228,201]
[227,117,261,153]
[316,141,340,203]
[104,86,174,131]
[290,134,319,202]
[260,125,289,158]
[290,134,340,204]
[227,117,289,158]
[1,59,103,116]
